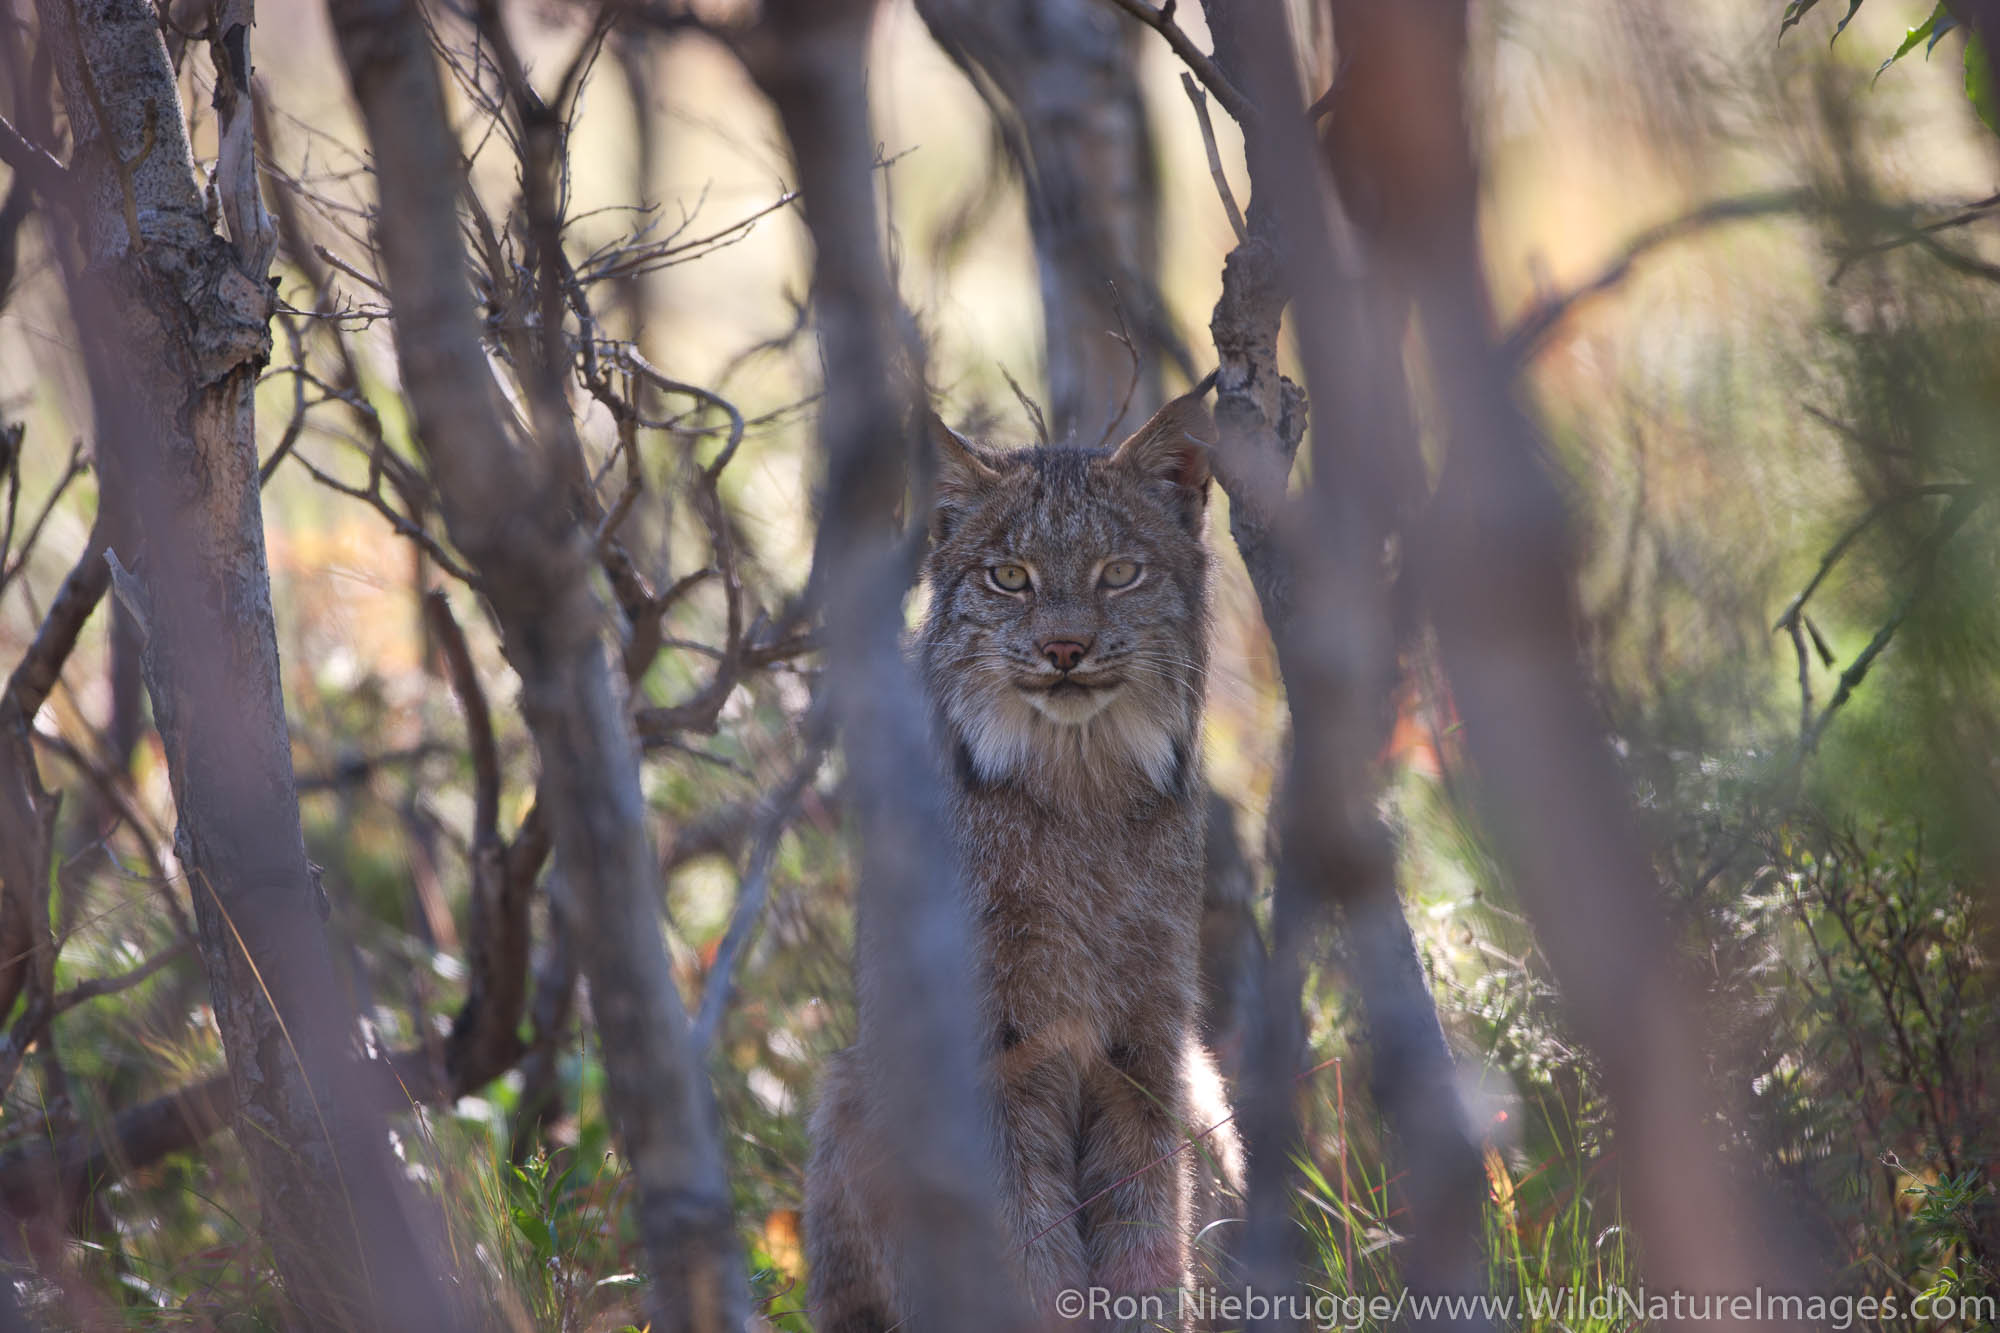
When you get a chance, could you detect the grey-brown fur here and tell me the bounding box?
[806,389,1243,1332]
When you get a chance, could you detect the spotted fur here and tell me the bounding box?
[806,389,1244,1332]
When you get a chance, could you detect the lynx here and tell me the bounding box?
[805,385,1243,1332]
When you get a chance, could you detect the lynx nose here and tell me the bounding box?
[1040,638,1091,672]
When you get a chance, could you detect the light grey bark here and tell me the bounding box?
[28,1,462,1328]
[917,0,1186,441]
[324,3,749,1329]
[737,3,1033,1329]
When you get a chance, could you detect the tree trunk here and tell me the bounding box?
[740,3,1033,1329]
[326,2,750,1328]
[32,2,460,1327]
[1186,2,1495,1323]
[916,0,1186,441]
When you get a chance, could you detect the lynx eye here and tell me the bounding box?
[988,563,1032,593]
[1100,559,1142,589]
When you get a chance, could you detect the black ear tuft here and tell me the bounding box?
[1107,388,1215,523]
[927,413,1001,539]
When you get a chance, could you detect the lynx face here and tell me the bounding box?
[919,395,1214,798]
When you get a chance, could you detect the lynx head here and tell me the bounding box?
[919,390,1215,799]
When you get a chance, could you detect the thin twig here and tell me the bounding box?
[575,190,801,285]
[691,726,829,1055]
[615,345,748,480]
[1093,283,1144,449]
[293,452,478,585]
[0,439,87,599]
[1502,190,1815,363]
[1181,73,1246,244]
[29,730,183,937]
[50,940,192,1016]
[0,110,71,198]
[1101,0,1255,128]
[312,243,388,296]
[1773,483,1972,635]
[2,503,110,727]
[999,364,1050,446]
[1829,189,2000,281]
[1802,486,1989,752]
[259,318,311,485]
[424,592,499,851]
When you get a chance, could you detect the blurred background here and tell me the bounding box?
[2,0,1999,1326]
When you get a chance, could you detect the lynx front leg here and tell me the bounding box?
[996,1023,1094,1325]
[805,1051,898,1333]
[1078,1034,1195,1329]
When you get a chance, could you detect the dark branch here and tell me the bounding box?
[1100,0,1255,127]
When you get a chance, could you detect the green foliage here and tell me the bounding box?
[1780,0,1870,42]
[1967,35,2000,133]
[1784,0,2000,135]
[1874,6,1958,83]
[1290,1083,1636,1331]
[494,1148,644,1332]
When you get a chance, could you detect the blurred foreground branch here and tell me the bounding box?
[327,1,748,1327]
[730,1,1032,1328]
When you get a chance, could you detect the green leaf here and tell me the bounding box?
[1875,4,1948,83]
[510,1206,555,1259]
[1968,33,2000,135]
[1779,0,1868,43]
[1831,0,1869,42]
[1780,0,1825,37]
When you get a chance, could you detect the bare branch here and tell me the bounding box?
[49,939,191,1016]
[1501,189,1813,363]
[1100,0,1255,127]
[1802,486,1989,753]
[1772,483,1975,636]
[691,726,828,1054]
[328,0,752,1324]
[1181,72,1246,244]
[998,363,1050,446]
[1,517,111,731]
[1314,0,1810,1313]
[617,346,748,479]
[1091,282,1145,449]
[292,451,479,585]
[0,438,87,601]
[735,1,1030,1326]
[0,109,71,198]
[423,592,500,851]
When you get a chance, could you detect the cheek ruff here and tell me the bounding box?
[945,670,1187,797]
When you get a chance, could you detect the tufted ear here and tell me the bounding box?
[927,412,1001,539]
[1107,386,1215,520]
